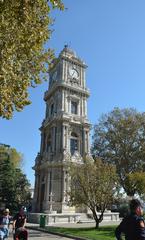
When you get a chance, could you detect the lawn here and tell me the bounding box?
[46,225,117,240]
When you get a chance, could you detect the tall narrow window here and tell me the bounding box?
[70,132,78,155]
[50,104,54,115]
[47,134,51,152]
[49,172,52,201]
[54,127,57,151]
[46,104,49,118]
[71,101,78,114]
[43,133,46,151]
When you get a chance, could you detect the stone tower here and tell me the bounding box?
[33,46,91,213]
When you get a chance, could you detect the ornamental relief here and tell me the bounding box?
[63,149,71,162]
[68,126,81,135]
[71,151,83,163]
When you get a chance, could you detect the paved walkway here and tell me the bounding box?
[7,220,121,240]
[8,229,76,240]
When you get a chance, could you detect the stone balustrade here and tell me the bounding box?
[28,211,119,224]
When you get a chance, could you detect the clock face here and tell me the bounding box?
[69,67,79,79]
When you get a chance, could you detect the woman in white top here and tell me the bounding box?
[0,208,11,240]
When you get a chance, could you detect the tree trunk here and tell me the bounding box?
[91,206,106,229]
[95,219,100,229]
[92,210,100,229]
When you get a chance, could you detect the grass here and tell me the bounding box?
[45,225,117,240]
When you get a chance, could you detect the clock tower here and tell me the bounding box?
[33,46,91,213]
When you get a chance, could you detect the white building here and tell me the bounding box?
[33,46,91,213]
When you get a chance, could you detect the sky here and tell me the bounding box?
[1,0,145,186]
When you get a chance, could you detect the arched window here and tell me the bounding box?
[70,132,78,155]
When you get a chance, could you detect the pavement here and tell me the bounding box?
[8,228,75,240]
[7,220,121,240]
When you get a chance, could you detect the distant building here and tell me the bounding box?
[33,46,91,213]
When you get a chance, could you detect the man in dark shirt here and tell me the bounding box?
[115,199,145,240]
[13,207,28,240]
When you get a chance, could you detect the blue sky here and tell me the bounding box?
[1,0,145,186]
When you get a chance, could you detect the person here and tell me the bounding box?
[13,207,28,240]
[0,208,11,240]
[115,199,145,240]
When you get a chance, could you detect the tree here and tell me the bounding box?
[0,143,22,167]
[14,169,31,210]
[91,108,145,196]
[0,153,16,209]
[0,0,64,119]
[125,172,145,197]
[68,157,117,228]
[0,144,31,211]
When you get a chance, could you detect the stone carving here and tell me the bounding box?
[71,151,83,163]
[63,149,71,162]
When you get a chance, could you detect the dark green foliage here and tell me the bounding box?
[0,157,16,208]
[0,145,31,212]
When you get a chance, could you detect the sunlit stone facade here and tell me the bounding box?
[33,46,91,213]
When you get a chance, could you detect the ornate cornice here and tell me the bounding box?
[44,82,90,101]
